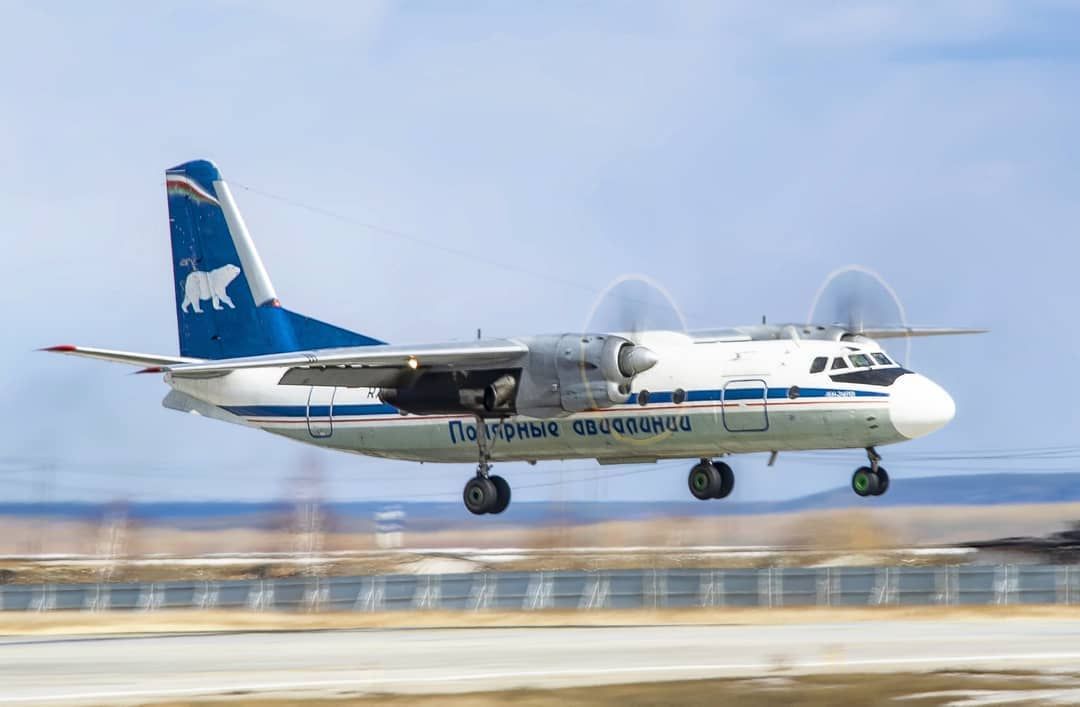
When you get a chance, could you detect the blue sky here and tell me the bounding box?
[2,1,1079,504]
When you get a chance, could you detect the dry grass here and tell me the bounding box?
[3,502,1080,584]
[149,671,1080,706]
[4,604,1080,636]
[6,502,1080,556]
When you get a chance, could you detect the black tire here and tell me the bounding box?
[871,467,889,496]
[851,466,880,498]
[688,462,720,500]
[463,476,497,515]
[712,460,735,499]
[488,475,512,514]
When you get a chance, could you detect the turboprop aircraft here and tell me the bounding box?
[46,160,985,515]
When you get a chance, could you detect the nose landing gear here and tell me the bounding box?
[688,459,735,500]
[852,447,889,497]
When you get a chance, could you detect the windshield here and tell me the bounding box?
[849,353,873,368]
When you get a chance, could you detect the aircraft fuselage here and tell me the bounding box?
[165,333,954,465]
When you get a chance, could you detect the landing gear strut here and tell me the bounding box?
[688,459,735,500]
[852,447,889,497]
[463,416,511,515]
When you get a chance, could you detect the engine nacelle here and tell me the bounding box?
[513,334,658,417]
[378,334,658,419]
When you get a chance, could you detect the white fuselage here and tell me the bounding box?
[164,332,956,464]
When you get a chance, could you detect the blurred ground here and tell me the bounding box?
[9,503,1080,556]
[5,619,1080,704]
[153,672,1080,706]
[3,503,1078,583]
[0,546,975,584]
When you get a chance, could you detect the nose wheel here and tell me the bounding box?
[852,447,890,497]
[688,459,735,500]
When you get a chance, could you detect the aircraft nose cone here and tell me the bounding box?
[890,373,955,440]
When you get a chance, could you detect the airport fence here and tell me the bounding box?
[1,565,1078,612]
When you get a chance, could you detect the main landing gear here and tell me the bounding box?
[463,416,511,515]
[688,459,735,501]
[463,474,511,515]
[852,447,890,498]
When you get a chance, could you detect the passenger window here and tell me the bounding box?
[850,354,873,368]
[809,357,827,374]
[831,358,848,370]
[871,353,892,365]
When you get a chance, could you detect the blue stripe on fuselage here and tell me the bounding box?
[223,387,887,419]
[224,403,400,417]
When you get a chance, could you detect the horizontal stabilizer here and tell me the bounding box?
[42,345,203,367]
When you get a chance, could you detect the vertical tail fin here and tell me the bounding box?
[166,160,383,359]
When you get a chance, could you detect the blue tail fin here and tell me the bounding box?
[166,159,383,359]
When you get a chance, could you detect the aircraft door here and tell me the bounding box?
[722,379,769,432]
[306,386,337,438]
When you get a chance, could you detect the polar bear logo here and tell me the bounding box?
[180,264,241,314]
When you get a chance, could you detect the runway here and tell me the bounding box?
[3,619,1080,704]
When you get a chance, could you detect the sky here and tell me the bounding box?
[2,1,1079,504]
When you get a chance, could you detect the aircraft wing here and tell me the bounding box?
[857,327,989,339]
[42,345,202,367]
[145,339,531,388]
[690,325,988,343]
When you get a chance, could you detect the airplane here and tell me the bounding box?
[45,160,985,515]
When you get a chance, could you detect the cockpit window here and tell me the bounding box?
[809,356,827,374]
[831,357,848,370]
[871,353,893,366]
[849,353,873,368]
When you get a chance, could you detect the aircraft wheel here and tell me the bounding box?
[488,475,512,514]
[464,476,498,515]
[871,467,889,496]
[851,466,880,498]
[711,460,735,499]
[688,461,721,500]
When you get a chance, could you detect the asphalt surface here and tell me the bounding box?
[3,619,1080,704]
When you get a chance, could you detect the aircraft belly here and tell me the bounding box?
[742,404,897,451]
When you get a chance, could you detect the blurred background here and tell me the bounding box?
[4,3,1080,704]
[2,2,1079,512]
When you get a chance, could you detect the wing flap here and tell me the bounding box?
[278,366,417,388]
[42,345,202,367]
[153,339,530,378]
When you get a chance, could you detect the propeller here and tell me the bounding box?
[583,274,686,384]
[807,264,913,363]
[584,274,688,343]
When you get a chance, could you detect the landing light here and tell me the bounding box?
[407,357,419,370]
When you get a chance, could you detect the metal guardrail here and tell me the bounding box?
[0,565,1076,612]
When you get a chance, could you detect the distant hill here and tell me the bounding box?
[771,472,1080,512]
[1,472,1078,529]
